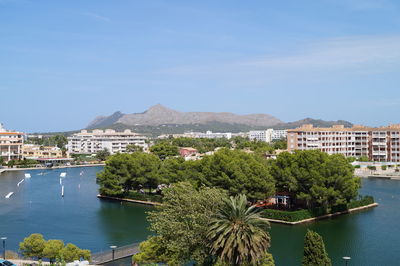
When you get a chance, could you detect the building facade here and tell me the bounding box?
[249,130,273,142]
[0,123,24,162]
[22,144,64,159]
[67,129,148,154]
[272,130,287,140]
[287,124,400,162]
[249,129,287,143]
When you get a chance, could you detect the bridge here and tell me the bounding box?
[91,243,140,265]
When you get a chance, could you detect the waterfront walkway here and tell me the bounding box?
[91,243,140,265]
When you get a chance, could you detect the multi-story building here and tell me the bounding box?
[22,144,64,159]
[249,130,273,142]
[0,123,24,162]
[249,129,287,143]
[67,129,148,154]
[272,130,287,140]
[287,124,400,162]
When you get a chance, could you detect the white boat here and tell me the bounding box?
[24,173,31,178]
[17,179,24,187]
[5,192,14,198]
[60,172,67,177]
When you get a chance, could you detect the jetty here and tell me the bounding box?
[91,243,140,265]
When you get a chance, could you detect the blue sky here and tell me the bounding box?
[1,0,400,132]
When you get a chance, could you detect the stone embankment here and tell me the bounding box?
[97,194,162,206]
[262,203,379,225]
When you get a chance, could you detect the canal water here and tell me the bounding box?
[0,167,399,265]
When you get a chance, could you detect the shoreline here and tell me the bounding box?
[0,163,105,173]
[97,194,162,206]
[98,194,378,225]
[262,202,379,225]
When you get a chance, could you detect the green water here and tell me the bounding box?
[0,167,398,265]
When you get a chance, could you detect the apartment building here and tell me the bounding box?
[0,123,24,162]
[287,124,400,162]
[249,129,273,142]
[272,130,287,140]
[67,129,148,154]
[249,129,287,143]
[22,144,64,159]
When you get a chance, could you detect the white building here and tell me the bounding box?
[67,129,148,154]
[272,130,287,140]
[249,130,274,143]
[196,131,232,139]
[249,129,287,143]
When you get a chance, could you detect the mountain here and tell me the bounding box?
[87,104,284,129]
[86,105,353,135]
[87,111,124,129]
[273,118,353,130]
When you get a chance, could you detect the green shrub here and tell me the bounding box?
[348,196,374,209]
[367,166,376,170]
[381,165,387,170]
[353,165,361,169]
[261,209,313,222]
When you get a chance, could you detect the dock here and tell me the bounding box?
[91,243,140,265]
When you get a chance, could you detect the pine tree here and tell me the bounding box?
[302,230,331,266]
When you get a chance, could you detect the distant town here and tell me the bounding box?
[2,121,400,166]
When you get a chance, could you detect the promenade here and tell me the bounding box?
[0,164,105,175]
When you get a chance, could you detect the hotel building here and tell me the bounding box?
[287,124,400,162]
[0,123,24,162]
[22,144,64,159]
[67,129,148,154]
[249,129,287,143]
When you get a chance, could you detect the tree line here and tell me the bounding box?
[98,148,360,210]
[19,233,91,264]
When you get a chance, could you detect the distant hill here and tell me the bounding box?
[84,104,353,136]
[273,118,353,130]
[87,104,284,129]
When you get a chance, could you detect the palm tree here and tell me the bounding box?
[207,194,271,265]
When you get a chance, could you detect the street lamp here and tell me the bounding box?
[110,245,117,260]
[1,237,7,259]
[343,256,351,266]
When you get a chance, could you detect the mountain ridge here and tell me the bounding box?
[86,104,353,133]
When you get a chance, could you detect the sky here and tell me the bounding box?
[1,0,400,132]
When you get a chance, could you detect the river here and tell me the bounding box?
[0,167,398,265]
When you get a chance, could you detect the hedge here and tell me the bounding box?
[261,196,375,222]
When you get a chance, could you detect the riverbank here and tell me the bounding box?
[0,164,105,174]
[97,194,162,206]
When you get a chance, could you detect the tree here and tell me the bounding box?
[126,144,143,153]
[270,150,360,209]
[207,194,271,266]
[60,243,90,262]
[19,233,46,259]
[302,230,331,266]
[146,182,227,265]
[150,142,179,160]
[96,149,111,161]
[132,236,170,265]
[97,153,160,196]
[197,148,275,202]
[42,240,64,263]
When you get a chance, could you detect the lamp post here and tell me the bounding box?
[110,245,117,261]
[343,256,351,266]
[1,237,7,259]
